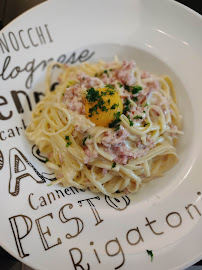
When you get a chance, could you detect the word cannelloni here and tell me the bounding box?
[26,58,182,197]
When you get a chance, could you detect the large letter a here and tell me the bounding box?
[9,148,45,196]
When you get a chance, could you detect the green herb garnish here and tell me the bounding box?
[144,123,150,127]
[106,84,115,89]
[123,98,131,115]
[109,111,121,130]
[111,103,119,110]
[118,82,123,88]
[82,137,88,145]
[86,88,100,102]
[132,96,138,102]
[146,250,153,262]
[112,162,116,168]
[89,104,99,117]
[105,88,115,96]
[45,158,49,163]
[104,70,109,77]
[144,103,148,107]
[127,115,133,126]
[66,142,72,147]
[124,84,130,91]
[132,85,142,94]
[134,115,143,120]
[65,135,72,147]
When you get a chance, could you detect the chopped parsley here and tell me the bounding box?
[89,104,99,117]
[124,84,130,91]
[112,162,116,168]
[66,141,72,147]
[82,137,88,145]
[111,103,119,110]
[103,70,109,77]
[65,135,72,147]
[132,85,142,94]
[144,103,148,107]
[105,88,115,96]
[143,110,146,113]
[86,88,100,102]
[144,123,150,127]
[118,82,123,88]
[134,115,143,120]
[45,158,49,163]
[132,96,138,102]
[86,87,116,117]
[123,98,131,115]
[105,84,115,89]
[89,135,91,139]
[127,115,133,126]
[146,250,153,262]
[109,111,121,130]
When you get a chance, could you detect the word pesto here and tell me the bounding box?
[5,147,202,269]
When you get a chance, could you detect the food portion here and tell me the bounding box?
[26,58,182,196]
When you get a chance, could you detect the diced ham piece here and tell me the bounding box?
[116,60,136,86]
[136,80,159,106]
[141,71,151,79]
[83,146,98,164]
[59,154,64,163]
[146,80,160,90]
[112,143,136,164]
[103,136,155,165]
[102,168,108,175]
[102,126,129,147]
[77,72,102,88]
[63,84,85,114]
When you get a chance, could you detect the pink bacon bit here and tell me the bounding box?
[112,138,155,165]
[112,143,135,165]
[146,80,160,90]
[56,172,64,179]
[77,72,102,88]
[102,126,129,147]
[83,146,98,164]
[102,168,108,175]
[116,60,136,86]
[59,154,64,163]
[141,71,151,79]
[47,152,53,160]
[63,84,85,114]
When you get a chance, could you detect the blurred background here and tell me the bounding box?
[0,0,202,269]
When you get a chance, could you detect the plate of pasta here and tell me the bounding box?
[0,0,202,270]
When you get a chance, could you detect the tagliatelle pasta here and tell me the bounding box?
[26,58,183,197]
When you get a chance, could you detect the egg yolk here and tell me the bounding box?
[85,87,123,127]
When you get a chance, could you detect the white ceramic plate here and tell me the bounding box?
[0,0,202,269]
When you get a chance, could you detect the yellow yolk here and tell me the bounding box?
[85,87,123,127]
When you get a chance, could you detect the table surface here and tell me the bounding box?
[0,0,202,269]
